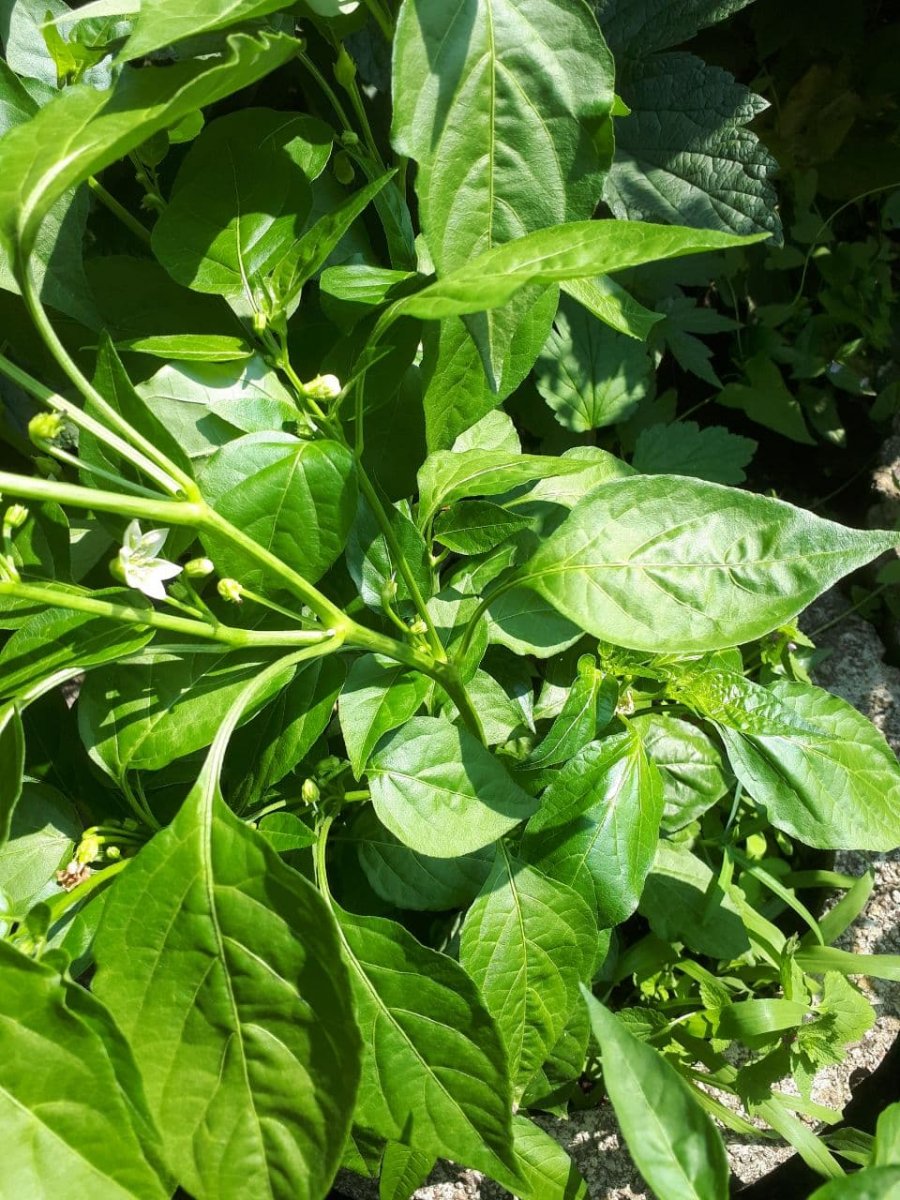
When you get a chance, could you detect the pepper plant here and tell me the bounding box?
[0,1,899,1199]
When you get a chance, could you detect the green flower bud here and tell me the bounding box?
[4,504,29,531]
[409,617,428,635]
[252,310,268,334]
[333,150,355,185]
[76,834,102,865]
[334,45,357,90]
[184,556,215,579]
[301,778,321,804]
[109,556,126,584]
[28,411,64,444]
[380,577,398,605]
[304,373,342,400]
[217,578,244,603]
[340,130,360,149]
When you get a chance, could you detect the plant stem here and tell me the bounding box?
[21,270,195,496]
[457,571,523,664]
[87,176,152,245]
[298,51,355,132]
[0,469,203,525]
[361,0,393,41]
[41,858,130,923]
[0,580,337,650]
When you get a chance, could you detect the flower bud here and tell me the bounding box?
[334,45,357,90]
[75,834,102,865]
[304,373,342,400]
[340,130,360,149]
[333,151,355,185]
[184,556,215,579]
[409,617,427,635]
[217,578,243,603]
[28,411,64,444]
[380,577,398,605]
[3,504,28,531]
[301,778,320,804]
[252,310,268,334]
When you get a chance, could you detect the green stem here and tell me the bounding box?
[37,440,165,500]
[87,177,152,246]
[0,352,182,497]
[0,469,203,525]
[298,51,355,132]
[0,580,337,650]
[457,571,523,664]
[41,858,130,923]
[361,0,393,41]
[356,468,444,660]
[21,269,195,496]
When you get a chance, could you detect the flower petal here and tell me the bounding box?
[139,527,169,558]
[123,519,143,551]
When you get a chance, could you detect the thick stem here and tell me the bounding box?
[0,581,337,650]
[0,469,203,525]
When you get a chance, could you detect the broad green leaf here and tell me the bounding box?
[0,942,169,1199]
[638,842,749,960]
[368,715,536,857]
[445,669,534,747]
[519,474,898,653]
[227,656,347,809]
[709,680,900,851]
[460,845,596,1092]
[339,654,431,779]
[524,445,634,508]
[0,599,153,700]
[121,0,296,59]
[526,666,617,769]
[595,0,757,57]
[320,264,419,313]
[632,422,757,485]
[78,648,283,777]
[434,500,529,556]
[0,781,78,906]
[452,409,521,455]
[354,808,492,912]
[270,170,395,311]
[152,109,319,300]
[492,1116,588,1200]
[137,357,296,466]
[256,811,317,851]
[116,333,254,361]
[0,703,25,845]
[875,1104,900,1167]
[583,989,730,1200]
[522,728,664,926]
[717,998,809,1039]
[793,946,900,984]
[94,660,361,1200]
[0,32,297,265]
[330,898,517,1178]
[520,1005,591,1114]
[380,1143,434,1200]
[561,274,663,341]
[718,354,815,444]
[630,713,729,831]
[809,1168,900,1200]
[535,296,652,432]
[200,432,358,588]
[346,495,433,611]
[392,221,765,322]
[0,60,97,325]
[417,449,586,528]
[393,0,614,431]
[605,53,779,238]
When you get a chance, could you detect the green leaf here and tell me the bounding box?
[227,656,347,809]
[875,1104,900,1167]
[793,946,900,984]
[256,811,317,851]
[710,679,900,851]
[94,660,361,1200]
[0,702,25,845]
[116,333,255,361]
[526,666,617,769]
[137,357,296,466]
[595,0,757,57]
[491,1116,588,1200]
[0,32,298,266]
[339,654,431,779]
[329,897,517,1178]
[522,728,664,926]
[121,0,297,59]
[434,500,530,556]
[605,52,779,238]
[535,296,652,432]
[639,841,750,959]
[379,1143,435,1200]
[809,1168,900,1200]
[392,220,765,322]
[152,108,319,300]
[583,989,730,1200]
[561,274,663,341]
[0,942,169,1199]
[630,713,729,832]
[417,449,586,528]
[0,781,78,907]
[718,354,814,444]
[200,433,358,589]
[632,422,757,485]
[486,586,584,660]
[354,807,492,912]
[0,599,153,700]
[460,844,596,1092]
[519,474,898,652]
[392,0,614,413]
[78,648,283,777]
[346,495,433,611]
[368,715,536,857]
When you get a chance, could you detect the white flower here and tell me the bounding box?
[118,520,182,600]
